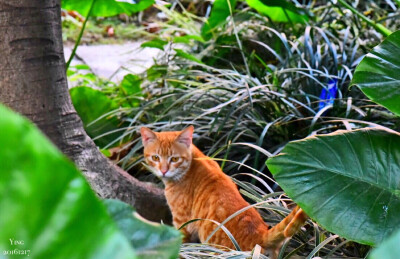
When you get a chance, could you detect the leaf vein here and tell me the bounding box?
[331,185,373,228]
[351,189,385,239]
[273,160,395,194]
[312,180,356,212]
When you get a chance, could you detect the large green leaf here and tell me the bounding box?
[246,0,309,23]
[352,30,400,116]
[141,38,168,50]
[62,0,154,17]
[201,0,237,41]
[0,104,136,259]
[267,129,400,246]
[104,199,182,259]
[70,86,121,148]
[174,49,204,64]
[118,74,143,108]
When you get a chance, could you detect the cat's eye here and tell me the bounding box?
[151,155,160,161]
[170,157,179,163]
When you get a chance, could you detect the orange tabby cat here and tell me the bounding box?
[141,126,307,257]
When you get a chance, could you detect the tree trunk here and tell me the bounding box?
[0,0,171,223]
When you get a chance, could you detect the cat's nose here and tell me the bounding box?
[161,169,168,176]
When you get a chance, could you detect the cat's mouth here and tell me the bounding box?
[161,172,177,180]
[141,162,184,182]
[161,171,185,182]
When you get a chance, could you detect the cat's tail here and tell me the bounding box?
[262,205,308,253]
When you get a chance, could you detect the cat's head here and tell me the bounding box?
[140,126,194,182]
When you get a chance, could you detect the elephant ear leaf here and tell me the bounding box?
[267,128,400,246]
[351,30,400,116]
[246,0,309,24]
[103,199,182,259]
[62,0,154,17]
[0,104,136,259]
[201,0,237,41]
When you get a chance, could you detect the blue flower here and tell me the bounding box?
[318,79,338,112]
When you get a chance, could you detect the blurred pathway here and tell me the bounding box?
[64,41,161,84]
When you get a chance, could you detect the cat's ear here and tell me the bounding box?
[141,127,157,146]
[176,125,194,148]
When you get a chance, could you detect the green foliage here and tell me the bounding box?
[352,30,400,116]
[201,0,308,41]
[119,74,143,107]
[69,72,144,148]
[67,64,92,76]
[146,65,168,81]
[267,23,400,256]
[104,199,182,259]
[67,64,109,87]
[0,104,136,259]
[70,86,121,148]
[120,74,142,96]
[335,0,392,37]
[174,49,204,64]
[246,0,309,23]
[201,0,237,40]
[267,129,400,246]
[62,0,154,17]
[369,229,400,259]
[173,34,204,44]
[141,38,168,50]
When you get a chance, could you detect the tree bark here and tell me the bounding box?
[0,0,171,223]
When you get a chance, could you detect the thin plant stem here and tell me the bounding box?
[335,0,392,37]
[65,0,97,70]
[226,0,251,76]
